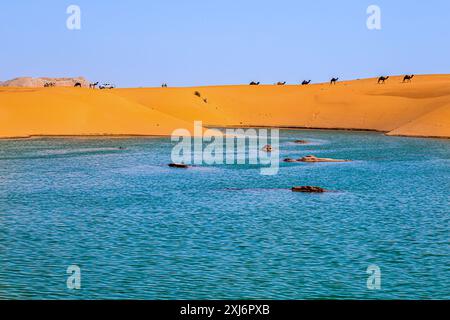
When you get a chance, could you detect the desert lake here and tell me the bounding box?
[0,130,449,299]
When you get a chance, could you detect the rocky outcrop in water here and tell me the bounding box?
[292,186,327,193]
[284,155,350,163]
[169,163,190,169]
[297,155,350,163]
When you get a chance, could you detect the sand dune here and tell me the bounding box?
[387,104,450,138]
[0,87,196,138]
[0,74,449,139]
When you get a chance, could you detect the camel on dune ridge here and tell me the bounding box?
[330,77,339,85]
[302,80,311,85]
[403,75,414,83]
[378,76,389,84]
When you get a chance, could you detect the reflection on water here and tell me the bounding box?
[0,130,449,299]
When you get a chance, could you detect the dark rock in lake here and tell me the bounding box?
[294,140,308,144]
[284,158,297,163]
[297,155,349,163]
[292,186,327,193]
[168,163,190,169]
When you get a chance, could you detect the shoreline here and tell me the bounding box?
[0,134,169,141]
[1,127,449,141]
[206,125,386,134]
[207,125,450,140]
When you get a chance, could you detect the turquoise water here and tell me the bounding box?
[0,130,449,300]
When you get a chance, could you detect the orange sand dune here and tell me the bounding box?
[0,74,449,139]
[113,74,450,138]
[387,104,450,138]
[0,87,196,138]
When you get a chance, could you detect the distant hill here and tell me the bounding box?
[0,77,90,87]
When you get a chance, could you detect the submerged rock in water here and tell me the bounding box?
[294,140,308,144]
[168,163,190,169]
[283,158,297,163]
[292,186,327,193]
[297,155,350,163]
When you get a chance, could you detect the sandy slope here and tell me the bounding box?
[0,74,449,139]
[0,87,195,138]
[386,104,450,138]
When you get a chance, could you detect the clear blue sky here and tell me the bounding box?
[1,0,449,87]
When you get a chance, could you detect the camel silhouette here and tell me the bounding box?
[89,82,99,89]
[403,75,414,83]
[249,81,260,85]
[162,83,168,88]
[276,82,286,86]
[44,82,55,87]
[330,78,339,85]
[74,82,82,87]
[302,80,311,85]
[378,76,389,84]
